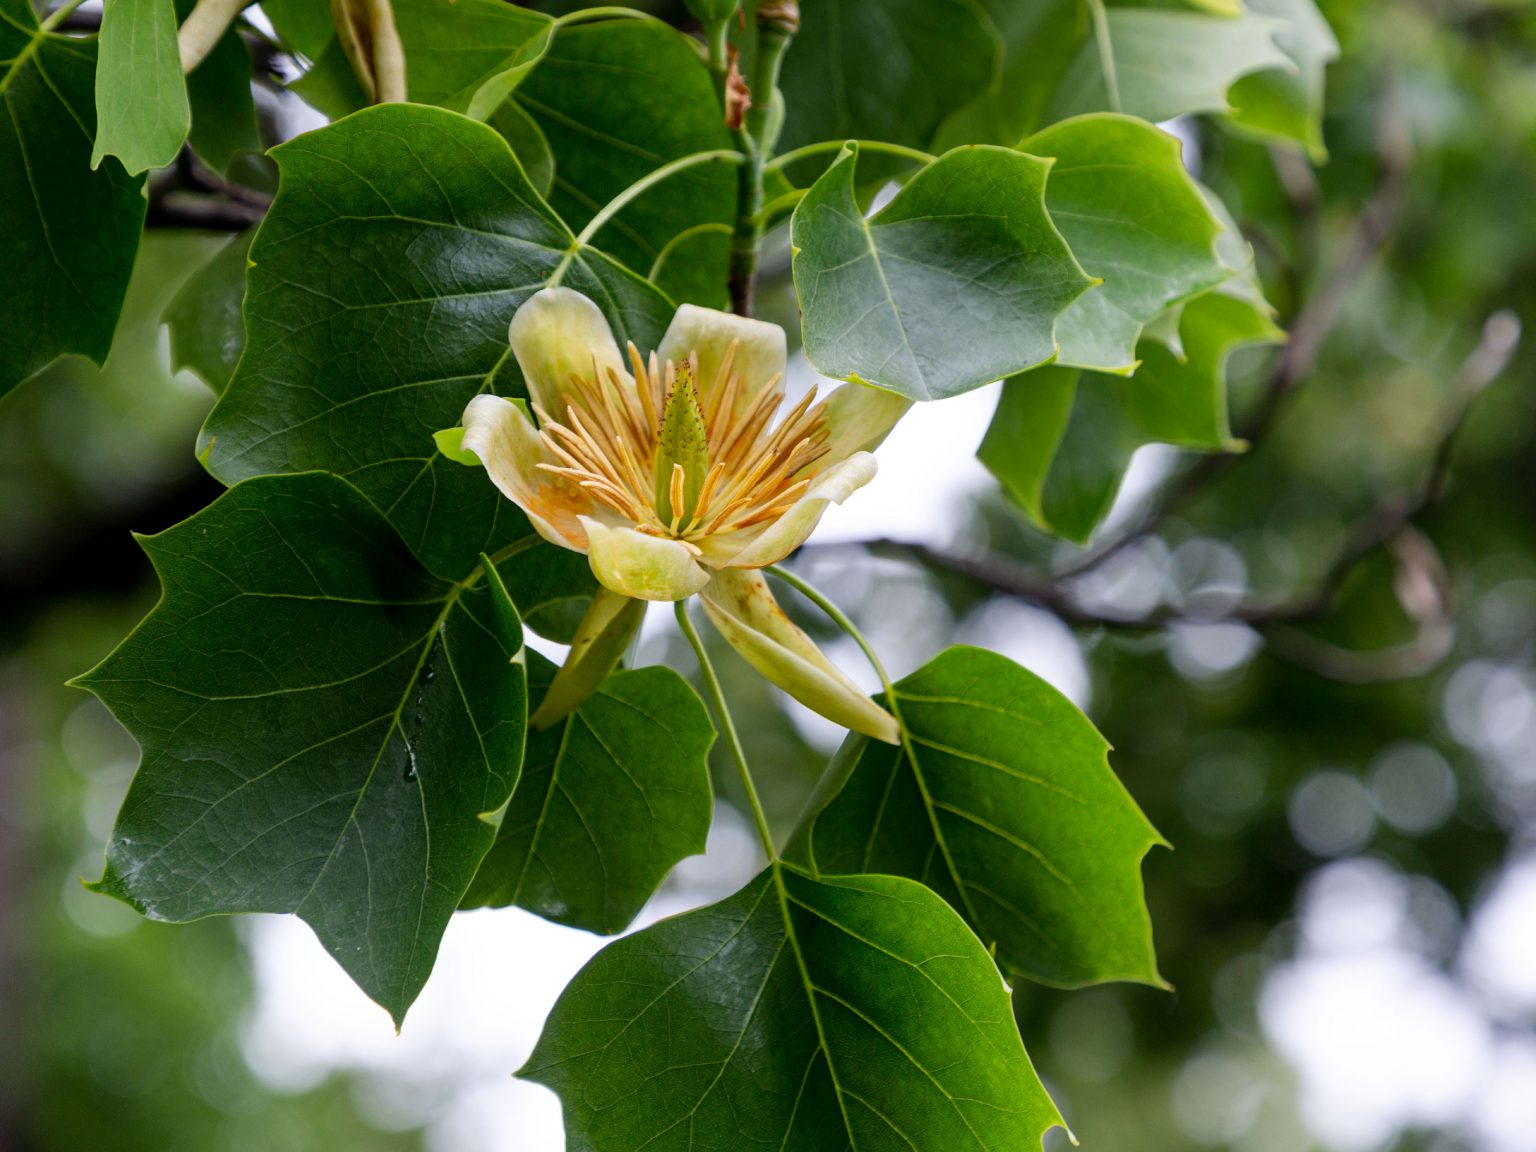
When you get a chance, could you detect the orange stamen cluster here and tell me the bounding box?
[533,339,831,547]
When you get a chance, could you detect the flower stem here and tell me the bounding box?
[764,139,936,176]
[553,6,671,29]
[764,565,895,698]
[674,601,778,862]
[575,149,745,248]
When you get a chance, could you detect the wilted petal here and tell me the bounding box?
[657,304,786,422]
[461,394,593,551]
[581,517,712,601]
[508,287,630,418]
[720,452,877,569]
[699,568,899,744]
[820,381,912,464]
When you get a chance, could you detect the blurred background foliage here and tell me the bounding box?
[3,0,1535,1150]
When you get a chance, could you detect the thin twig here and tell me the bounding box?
[826,311,1517,654]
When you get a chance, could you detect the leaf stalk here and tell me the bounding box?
[674,600,778,862]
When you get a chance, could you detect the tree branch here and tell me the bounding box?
[823,311,1518,676]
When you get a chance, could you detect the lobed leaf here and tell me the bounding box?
[75,472,529,1025]
[525,863,1063,1151]
[1,0,145,396]
[795,646,1167,989]
[980,288,1285,543]
[791,144,1095,402]
[92,0,188,175]
[1023,113,1229,374]
[199,102,674,581]
[463,652,715,935]
[1226,0,1340,161]
[512,19,735,307]
[1047,8,1293,125]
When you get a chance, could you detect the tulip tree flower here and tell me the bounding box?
[456,288,908,743]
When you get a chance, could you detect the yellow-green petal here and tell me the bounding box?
[529,587,647,729]
[581,517,712,601]
[699,568,899,744]
[656,303,786,422]
[721,452,877,570]
[819,382,912,464]
[461,394,595,551]
[508,287,630,419]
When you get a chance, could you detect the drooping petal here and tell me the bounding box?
[508,287,630,419]
[819,381,912,465]
[716,452,877,570]
[656,303,787,422]
[580,516,712,602]
[530,586,647,729]
[461,394,595,551]
[699,568,899,744]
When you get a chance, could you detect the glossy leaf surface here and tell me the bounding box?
[778,0,996,153]
[792,145,1094,402]
[798,646,1166,988]
[199,103,674,581]
[75,472,528,1024]
[1,0,145,396]
[512,20,735,306]
[1024,114,1228,374]
[525,864,1063,1151]
[463,652,715,934]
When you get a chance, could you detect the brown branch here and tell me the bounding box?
[145,148,271,231]
[823,311,1518,674]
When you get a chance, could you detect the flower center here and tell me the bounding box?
[533,340,831,546]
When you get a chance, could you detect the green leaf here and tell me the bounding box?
[292,0,553,120]
[486,96,554,199]
[980,288,1284,543]
[74,472,528,1025]
[163,227,252,394]
[1047,8,1293,125]
[791,144,1095,402]
[524,863,1063,1151]
[286,34,368,119]
[392,0,552,118]
[797,646,1166,989]
[1023,114,1229,374]
[1226,0,1339,161]
[1,0,146,396]
[513,20,735,307]
[92,0,189,174]
[778,0,997,153]
[930,0,1085,150]
[185,26,261,176]
[199,102,675,582]
[260,0,333,58]
[463,652,715,934]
